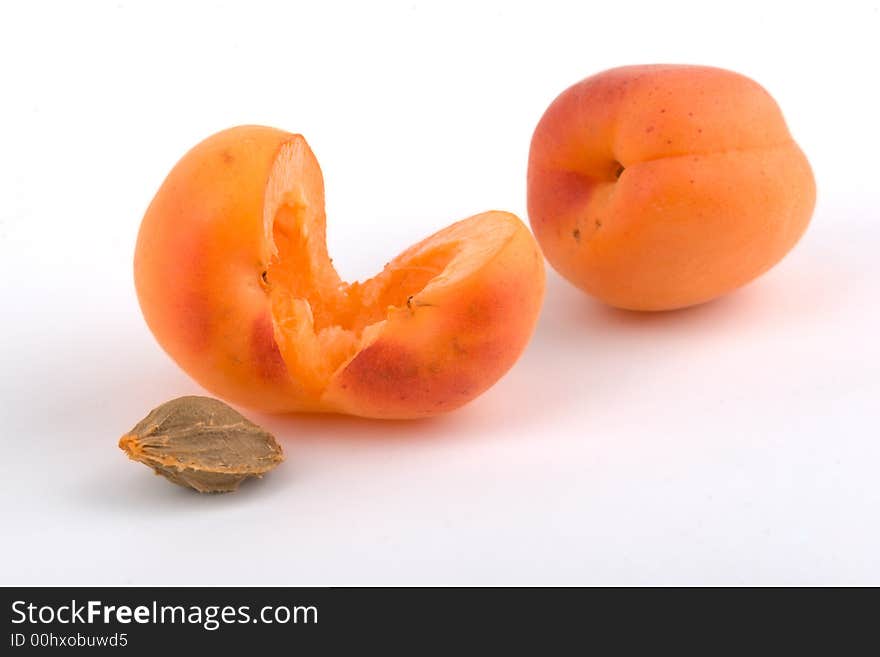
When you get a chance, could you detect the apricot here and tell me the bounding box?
[527,65,816,311]
[135,126,544,418]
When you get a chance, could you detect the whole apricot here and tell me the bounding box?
[527,65,816,310]
[135,126,545,418]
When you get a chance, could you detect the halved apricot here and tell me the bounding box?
[135,126,545,418]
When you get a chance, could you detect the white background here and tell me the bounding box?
[1,0,878,585]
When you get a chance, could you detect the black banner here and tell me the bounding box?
[1,586,870,651]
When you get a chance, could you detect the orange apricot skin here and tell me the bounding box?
[324,217,545,419]
[135,126,545,418]
[527,65,816,311]
[135,126,305,412]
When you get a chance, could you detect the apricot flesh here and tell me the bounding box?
[527,65,816,311]
[135,126,545,418]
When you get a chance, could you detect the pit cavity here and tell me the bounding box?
[265,197,459,391]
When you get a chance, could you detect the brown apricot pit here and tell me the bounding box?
[118,396,284,493]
